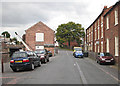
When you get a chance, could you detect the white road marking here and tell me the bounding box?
[74,64,76,66]
[76,62,88,84]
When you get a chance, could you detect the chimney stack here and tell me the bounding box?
[104,6,107,9]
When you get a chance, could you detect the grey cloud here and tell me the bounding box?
[2,2,88,27]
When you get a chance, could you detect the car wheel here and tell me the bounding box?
[98,60,102,65]
[12,68,17,72]
[44,58,47,63]
[47,59,49,62]
[31,63,35,70]
[96,60,98,63]
[38,61,41,67]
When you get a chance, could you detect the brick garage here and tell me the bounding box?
[24,21,55,55]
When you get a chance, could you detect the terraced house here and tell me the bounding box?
[85,1,120,62]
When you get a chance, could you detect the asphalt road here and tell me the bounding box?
[1,49,119,85]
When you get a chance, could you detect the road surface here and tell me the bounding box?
[1,49,119,85]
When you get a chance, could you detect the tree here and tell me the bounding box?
[1,31,11,38]
[11,37,20,44]
[56,22,85,48]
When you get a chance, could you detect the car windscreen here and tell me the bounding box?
[100,53,112,56]
[75,48,82,51]
[12,52,27,58]
[35,51,45,54]
[76,51,82,54]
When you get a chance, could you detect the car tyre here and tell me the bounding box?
[47,59,49,62]
[38,61,41,67]
[31,63,35,70]
[12,68,17,72]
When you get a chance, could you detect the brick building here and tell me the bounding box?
[24,21,55,55]
[86,6,112,53]
[85,1,120,62]
[104,1,120,62]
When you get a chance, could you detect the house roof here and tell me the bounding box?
[86,5,113,31]
[25,21,55,32]
[104,1,120,17]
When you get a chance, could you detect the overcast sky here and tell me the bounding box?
[0,0,118,38]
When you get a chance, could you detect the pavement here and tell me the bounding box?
[1,49,120,85]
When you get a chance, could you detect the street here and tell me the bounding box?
[2,49,119,85]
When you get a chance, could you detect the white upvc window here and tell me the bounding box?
[95,29,97,40]
[89,44,91,51]
[115,10,118,25]
[98,27,99,39]
[36,33,44,42]
[98,45,99,53]
[115,37,119,56]
[91,32,93,41]
[91,42,93,51]
[106,38,109,52]
[95,43,96,52]
[89,33,90,42]
[106,16,109,30]
[101,41,103,52]
[87,35,89,42]
[101,24,103,38]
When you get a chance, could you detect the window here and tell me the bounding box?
[36,33,44,42]
[106,38,109,52]
[95,29,97,40]
[101,24,103,38]
[115,37,119,56]
[36,46,44,50]
[95,43,96,52]
[91,42,93,51]
[115,10,118,25]
[101,41,103,52]
[98,45,99,53]
[98,28,99,39]
[106,16,109,29]
[89,32,90,42]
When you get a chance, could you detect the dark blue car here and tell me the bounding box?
[10,51,41,72]
[73,51,84,58]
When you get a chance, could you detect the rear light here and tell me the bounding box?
[10,60,14,63]
[23,59,29,62]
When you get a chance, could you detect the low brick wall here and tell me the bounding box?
[2,53,10,63]
[88,52,98,60]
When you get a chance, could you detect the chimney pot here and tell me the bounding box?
[104,6,107,9]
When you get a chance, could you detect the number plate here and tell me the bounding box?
[106,60,111,62]
[15,61,22,63]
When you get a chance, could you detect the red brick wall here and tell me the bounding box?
[104,5,119,62]
[25,22,55,55]
[118,2,120,62]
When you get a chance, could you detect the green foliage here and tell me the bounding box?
[1,31,11,38]
[10,37,20,44]
[56,22,85,48]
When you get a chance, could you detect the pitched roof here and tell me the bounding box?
[25,21,54,32]
[104,1,120,16]
[86,6,113,30]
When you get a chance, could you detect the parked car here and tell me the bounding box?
[96,52,115,65]
[73,51,84,58]
[48,50,52,57]
[10,51,41,72]
[35,49,49,64]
